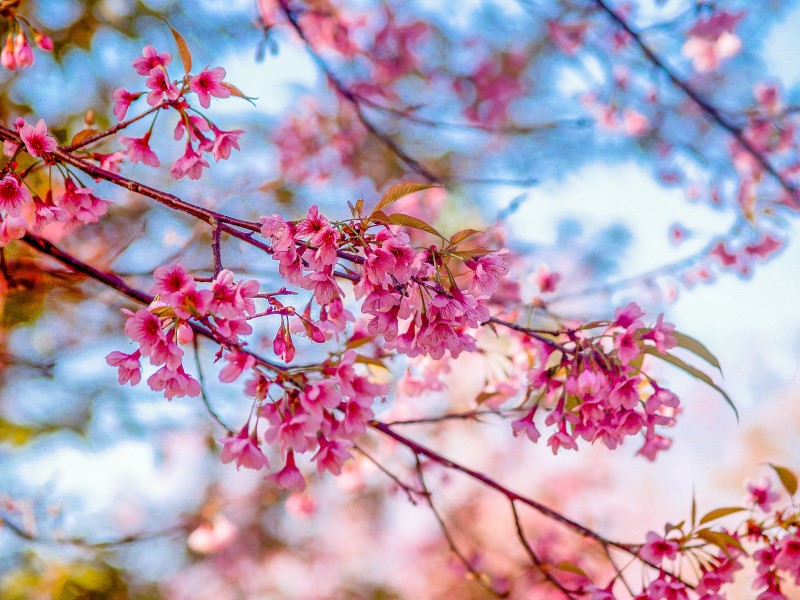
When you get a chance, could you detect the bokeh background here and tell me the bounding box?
[1,0,799,597]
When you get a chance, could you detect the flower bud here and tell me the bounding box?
[1,34,16,70]
[33,31,53,51]
[13,32,33,68]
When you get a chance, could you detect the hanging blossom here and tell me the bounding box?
[108,42,245,181]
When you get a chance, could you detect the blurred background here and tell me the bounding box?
[0,0,799,597]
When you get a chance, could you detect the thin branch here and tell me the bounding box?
[210,217,223,276]
[414,456,509,597]
[510,500,580,599]
[353,444,423,504]
[592,0,800,204]
[1,512,188,549]
[193,336,234,434]
[277,0,443,184]
[62,101,169,152]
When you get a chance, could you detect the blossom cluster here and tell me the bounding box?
[613,475,800,600]
[259,203,509,362]
[220,349,388,493]
[511,302,680,460]
[0,118,109,245]
[106,265,260,400]
[112,45,243,180]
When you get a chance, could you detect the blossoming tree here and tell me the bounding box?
[0,0,799,598]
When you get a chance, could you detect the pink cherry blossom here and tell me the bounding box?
[147,365,201,400]
[170,143,209,180]
[104,350,142,386]
[639,531,680,564]
[119,132,160,167]
[218,350,256,383]
[0,174,32,216]
[266,452,307,493]
[19,119,57,157]
[132,45,172,76]
[145,68,180,106]
[219,426,268,471]
[311,436,353,475]
[210,125,243,162]
[189,67,230,109]
[747,479,781,512]
[111,88,142,121]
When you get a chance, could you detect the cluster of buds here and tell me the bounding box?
[1,14,52,71]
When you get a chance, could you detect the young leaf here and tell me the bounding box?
[371,182,439,216]
[162,18,192,75]
[695,529,747,556]
[644,347,738,422]
[674,331,723,374]
[354,354,391,372]
[380,213,446,240]
[698,507,747,526]
[221,82,257,106]
[552,561,588,578]
[70,128,99,146]
[769,464,798,496]
[448,228,483,247]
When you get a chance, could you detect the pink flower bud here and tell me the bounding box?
[176,322,194,345]
[13,32,34,68]
[1,34,16,70]
[33,31,54,51]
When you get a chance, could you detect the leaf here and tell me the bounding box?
[162,18,192,75]
[371,182,439,216]
[644,347,738,422]
[552,561,588,578]
[70,128,99,146]
[379,213,446,240]
[345,336,373,350]
[354,354,391,371]
[674,331,722,374]
[769,464,798,496]
[698,507,747,525]
[695,529,747,556]
[448,245,494,259]
[691,493,697,529]
[221,82,257,106]
[449,228,483,246]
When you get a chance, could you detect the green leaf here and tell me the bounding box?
[371,182,439,216]
[695,529,747,556]
[769,464,798,496]
[698,507,747,526]
[162,18,192,75]
[644,347,738,422]
[674,331,722,374]
[691,493,697,529]
[379,213,446,240]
